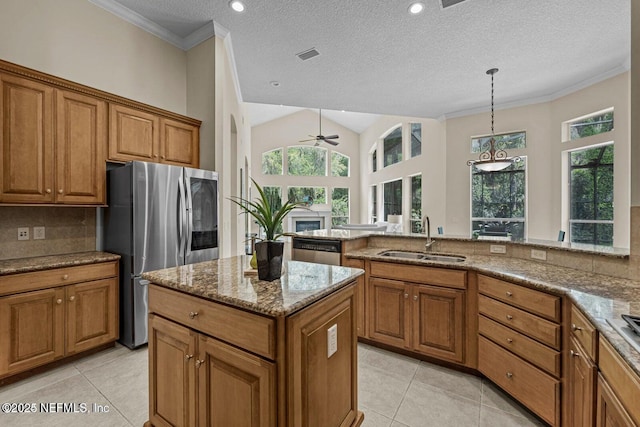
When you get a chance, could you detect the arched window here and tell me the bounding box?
[331,152,350,177]
[287,146,327,176]
[262,148,283,175]
[383,126,402,167]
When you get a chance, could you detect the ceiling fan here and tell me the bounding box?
[299,108,339,146]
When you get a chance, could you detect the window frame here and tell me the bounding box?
[563,108,614,142]
[286,145,328,176]
[330,151,350,177]
[261,148,283,175]
[383,125,403,168]
[383,178,403,221]
[287,186,327,205]
[331,187,350,226]
[410,174,422,233]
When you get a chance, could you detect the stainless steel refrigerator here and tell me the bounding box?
[104,161,219,348]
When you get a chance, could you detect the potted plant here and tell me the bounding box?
[230,179,305,281]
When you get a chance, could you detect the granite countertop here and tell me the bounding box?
[291,230,630,258]
[346,246,640,377]
[0,251,121,276]
[141,255,364,317]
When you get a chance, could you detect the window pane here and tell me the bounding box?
[410,123,422,158]
[569,111,614,140]
[262,149,282,175]
[287,146,327,176]
[372,150,377,172]
[411,175,422,233]
[331,188,349,226]
[570,223,613,246]
[471,131,526,153]
[371,185,377,223]
[383,127,402,167]
[331,152,350,177]
[288,187,326,204]
[472,220,525,241]
[383,179,402,220]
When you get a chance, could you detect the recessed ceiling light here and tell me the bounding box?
[229,0,245,13]
[270,81,280,87]
[408,2,425,14]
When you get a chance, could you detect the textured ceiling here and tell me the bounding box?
[107,0,630,123]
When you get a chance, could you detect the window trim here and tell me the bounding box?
[562,107,614,142]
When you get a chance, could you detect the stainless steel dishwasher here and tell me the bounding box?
[291,238,342,265]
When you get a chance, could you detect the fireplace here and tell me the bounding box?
[294,218,324,232]
[288,209,332,233]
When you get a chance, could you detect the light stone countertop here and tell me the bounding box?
[141,256,364,317]
[0,251,121,276]
[345,246,640,378]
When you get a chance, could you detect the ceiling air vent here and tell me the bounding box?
[441,0,467,8]
[296,48,320,61]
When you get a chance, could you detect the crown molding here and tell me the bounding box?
[89,0,213,51]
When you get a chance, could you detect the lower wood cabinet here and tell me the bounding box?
[568,336,597,427]
[0,261,119,380]
[596,374,636,427]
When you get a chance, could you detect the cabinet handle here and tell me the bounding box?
[505,291,513,297]
[195,359,204,368]
[161,155,165,159]
[56,298,63,304]
[188,311,199,319]
[506,372,513,379]
[404,293,409,299]
[69,295,75,301]
[62,274,69,280]
[506,338,513,344]
[571,323,582,332]
[46,189,52,194]
[58,189,63,194]
[413,295,418,301]
[185,354,193,361]
[570,350,580,358]
[506,315,513,320]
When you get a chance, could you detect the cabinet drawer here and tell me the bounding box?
[369,261,466,289]
[479,336,560,426]
[478,295,561,350]
[479,315,561,377]
[478,275,560,322]
[570,305,597,362]
[599,338,640,425]
[148,285,276,360]
[0,261,118,296]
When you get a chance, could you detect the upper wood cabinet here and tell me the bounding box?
[0,73,106,205]
[109,104,200,168]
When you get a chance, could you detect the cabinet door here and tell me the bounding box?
[368,277,411,348]
[596,374,636,427]
[568,337,597,427]
[0,73,54,203]
[160,118,199,167]
[55,90,106,204]
[197,335,275,427]
[148,314,197,427]
[0,287,65,376]
[342,258,366,338]
[412,284,465,363]
[109,104,159,163]
[66,278,118,354]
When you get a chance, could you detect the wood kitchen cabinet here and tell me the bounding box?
[109,104,200,168]
[596,374,636,427]
[568,336,597,427]
[341,257,366,338]
[367,262,466,364]
[0,73,106,204]
[0,261,119,381]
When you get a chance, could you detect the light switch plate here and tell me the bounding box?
[531,249,547,261]
[327,324,338,358]
[18,227,29,240]
[490,245,506,254]
[33,226,45,240]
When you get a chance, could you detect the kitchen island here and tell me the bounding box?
[141,255,364,427]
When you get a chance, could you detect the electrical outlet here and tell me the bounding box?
[18,227,29,240]
[33,226,45,240]
[531,249,547,261]
[327,324,338,358]
[490,245,506,254]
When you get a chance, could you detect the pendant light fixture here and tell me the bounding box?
[467,68,521,172]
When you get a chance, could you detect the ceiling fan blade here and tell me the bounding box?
[323,135,339,140]
[299,138,317,142]
[324,139,339,146]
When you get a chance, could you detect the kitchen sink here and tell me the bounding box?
[378,250,466,263]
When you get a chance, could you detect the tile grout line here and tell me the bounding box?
[390,361,420,424]
[79,368,136,426]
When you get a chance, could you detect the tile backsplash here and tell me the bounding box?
[0,207,96,260]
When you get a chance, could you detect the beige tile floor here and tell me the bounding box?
[0,342,545,427]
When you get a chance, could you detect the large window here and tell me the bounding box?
[262,149,283,175]
[288,186,326,205]
[471,131,526,153]
[261,186,282,234]
[410,174,422,233]
[568,111,614,141]
[471,158,526,240]
[410,123,422,158]
[569,144,614,246]
[371,150,377,173]
[331,152,350,177]
[331,188,349,226]
[383,126,402,167]
[371,185,377,223]
[287,146,327,176]
[383,179,402,221]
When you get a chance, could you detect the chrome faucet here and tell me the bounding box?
[423,215,435,251]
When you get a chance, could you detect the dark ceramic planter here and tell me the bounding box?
[254,240,284,281]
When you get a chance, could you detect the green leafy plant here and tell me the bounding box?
[230,179,306,241]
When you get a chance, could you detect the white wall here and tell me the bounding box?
[359,116,446,233]
[0,0,188,114]
[251,109,361,232]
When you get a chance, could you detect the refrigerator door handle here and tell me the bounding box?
[185,176,194,256]
[139,279,150,286]
[178,175,187,258]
